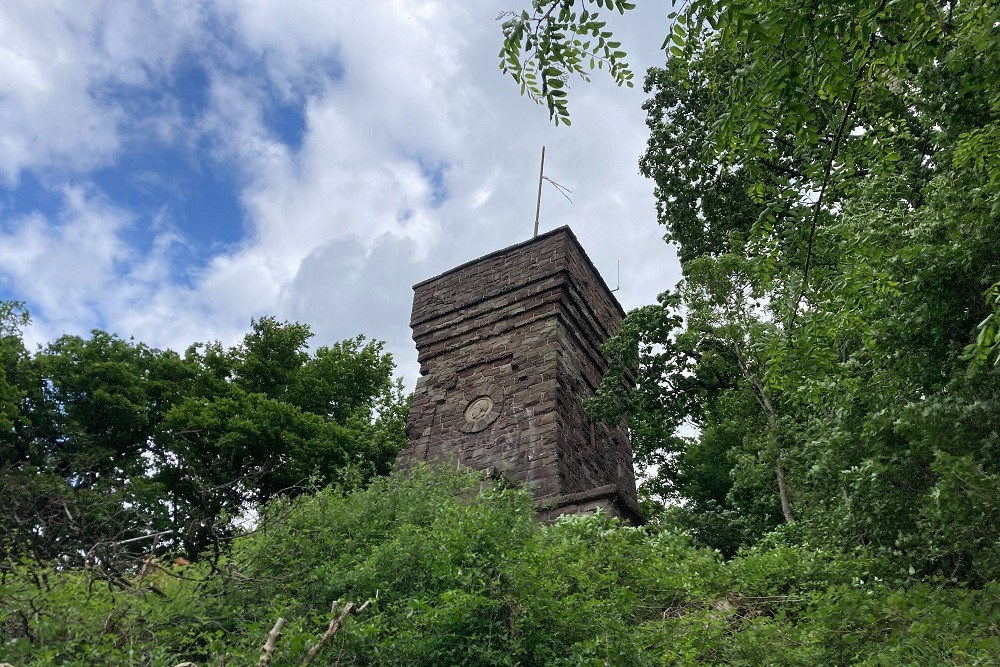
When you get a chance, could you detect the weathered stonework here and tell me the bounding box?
[398,226,643,525]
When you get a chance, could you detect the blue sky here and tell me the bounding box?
[0,0,678,385]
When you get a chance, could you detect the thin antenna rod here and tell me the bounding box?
[533,146,546,238]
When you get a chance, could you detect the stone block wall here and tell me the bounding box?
[398,226,642,524]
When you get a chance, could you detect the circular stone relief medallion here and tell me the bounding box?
[460,393,502,433]
[464,396,493,421]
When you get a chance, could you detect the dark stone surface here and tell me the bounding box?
[397,226,643,524]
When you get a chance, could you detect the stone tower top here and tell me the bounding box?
[398,226,642,524]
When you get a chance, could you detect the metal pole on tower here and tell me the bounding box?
[533,146,546,238]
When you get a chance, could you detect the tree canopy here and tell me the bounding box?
[505,0,1000,575]
[0,306,407,567]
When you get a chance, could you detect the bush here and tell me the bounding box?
[2,466,998,666]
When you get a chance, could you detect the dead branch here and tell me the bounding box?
[301,599,372,666]
[257,617,286,667]
[86,529,175,562]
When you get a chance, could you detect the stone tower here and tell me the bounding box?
[398,226,642,524]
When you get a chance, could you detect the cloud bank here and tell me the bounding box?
[0,0,678,384]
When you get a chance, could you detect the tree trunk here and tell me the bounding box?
[758,388,795,524]
[733,338,796,523]
[774,448,796,524]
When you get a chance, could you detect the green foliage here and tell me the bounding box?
[498,0,636,125]
[515,0,1000,579]
[3,467,998,665]
[0,310,407,566]
[963,280,1000,370]
[6,2,1000,660]
[0,301,30,444]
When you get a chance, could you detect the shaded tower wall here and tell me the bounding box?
[397,226,643,524]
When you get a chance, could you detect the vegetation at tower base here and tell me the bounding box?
[1,466,998,665]
[0,303,407,567]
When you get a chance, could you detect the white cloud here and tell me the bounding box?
[0,0,205,184]
[0,187,129,337]
[0,0,680,387]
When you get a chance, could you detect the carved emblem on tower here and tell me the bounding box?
[460,390,502,433]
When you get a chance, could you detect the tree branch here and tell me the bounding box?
[796,84,860,315]
[730,332,795,523]
[258,617,286,667]
[758,157,805,180]
[791,0,886,325]
[302,599,373,666]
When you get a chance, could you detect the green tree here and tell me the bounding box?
[159,322,406,549]
[498,0,637,125]
[0,309,407,566]
[0,301,31,461]
[507,1,1000,576]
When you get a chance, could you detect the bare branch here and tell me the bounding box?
[302,598,373,666]
[88,529,175,556]
[258,617,286,667]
